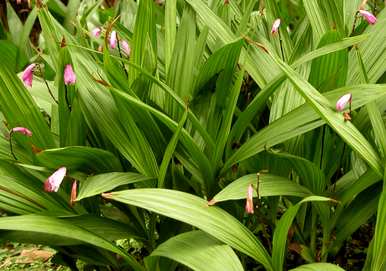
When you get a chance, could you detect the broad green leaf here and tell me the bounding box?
[103,188,273,271]
[36,146,122,172]
[370,168,386,271]
[230,34,368,142]
[331,185,380,255]
[77,172,153,200]
[273,196,333,271]
[151,231,243,271]
[0,64,56,149]
[272,57,383,177]
[347,8,386,84]
[0,215,144,271]
[130,0,157,84]
[210,174,312,204]
[223,84,386,174]
[302,0,330,44]
[158,109,188,188]
[289,263,345,271]
[164,0,176,73]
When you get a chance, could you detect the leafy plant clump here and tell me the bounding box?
[0,0,385,270]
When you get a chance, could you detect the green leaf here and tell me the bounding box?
[370,169,386,271]
[158,109,188,188]
[36,146,122,173]
[164,0,177,74]
[151,231,243,271]
[289,263,345,271]
[223,84,386,174]
[77,172,153,200]
[103,188,273,271]
[230,34,368,142]
[302,0,330,44]
[0,64,56,149]
[273,196,333,271]
[210,174,312,204]
[271,57,384,177]
[0,215,144,271]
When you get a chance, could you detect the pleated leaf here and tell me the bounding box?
[103,188,273,271]
[151,230,243,271]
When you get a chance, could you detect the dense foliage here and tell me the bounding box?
[0,0,386,270]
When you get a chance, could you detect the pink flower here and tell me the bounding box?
[64,64,76,85]
[44,167,67,192]
[11,127,32,137]
[271,18,281,34]
[245,184,254,214]
[336,93,352,111]
[70,180,77,206]
[121,40,131,56]
[110,31,117,49]
[359,10,377,25]
[22,63,36,87]
[91,27,101,38]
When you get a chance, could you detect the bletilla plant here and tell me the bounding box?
[0,0,385,271]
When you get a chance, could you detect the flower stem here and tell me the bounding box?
[64,85,72,112]
[9,132,17,160]
[37,64,58,104]
[278,31,285,61]
[116,34,128,78]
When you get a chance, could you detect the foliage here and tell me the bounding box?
[0,0,385,270]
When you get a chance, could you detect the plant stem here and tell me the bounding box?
[116,34,129,78]
[9,132,17,160]
[64,85,72,112]
[278,31,285,61]
[351,12,359,35]
[310,207,317,259]
[37,64,58,104]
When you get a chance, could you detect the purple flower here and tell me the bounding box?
[11,127,32,137]
[121,40,131,56]
[91,27,101,38]
[64,64,76,85]
[359,10,377,25]
[22,64,36,87]
[245,184,254,214]
[336,93,352,111]
[110,31,117,49]
[44,167,67,192]
[271,18,281,34]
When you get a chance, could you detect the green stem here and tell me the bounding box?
[64,85,72,112]
[37,64,58,104]
[116,34,129,78]
[278,31,285,61]
[9,132,17,160]
[310,208,317,259]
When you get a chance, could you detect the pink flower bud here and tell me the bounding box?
[44,167,67,193]
[11,127,32,137]
[91,27,101,38]
[121,40,131,56]
[245,184,254,214]
[359,10,377,25]
[22,63,36,87]
[64,64,76,85]
[271,18,281,34]
[336,93,352,111]
[110,31,117,49]
[70,180,77,206]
